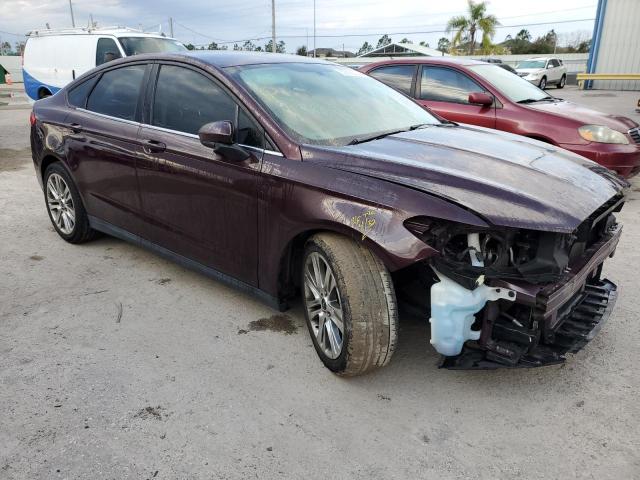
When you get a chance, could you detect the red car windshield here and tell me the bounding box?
[468,64,550,103]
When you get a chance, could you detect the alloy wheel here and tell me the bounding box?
[46,173,76,235]
[304,252,344,359]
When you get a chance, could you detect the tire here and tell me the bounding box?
[557,74,566,89]
[43,163,95,244]
[539,76,547,90]
[301,233,398,376]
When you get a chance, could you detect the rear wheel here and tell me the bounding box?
[44,163,95,244]
[539,76,547,90]
[557,74,566,89]
[301,233,398,376]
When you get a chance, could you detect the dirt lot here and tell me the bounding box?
[1,87,640,479]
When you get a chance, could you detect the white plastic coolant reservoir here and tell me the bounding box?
[429,272,515,356]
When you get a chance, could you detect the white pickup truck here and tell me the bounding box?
[515,57,567,90]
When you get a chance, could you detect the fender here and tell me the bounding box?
[257,153,489,297]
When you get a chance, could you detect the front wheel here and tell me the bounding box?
[302,233,398,376]
[539,76,547,90]
[557,74,566,89]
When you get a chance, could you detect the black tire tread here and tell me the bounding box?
[44,163,96,244]
[305,233,398,376]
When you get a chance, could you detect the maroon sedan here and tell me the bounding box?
[31,52,627,374]
[361,58,640,177]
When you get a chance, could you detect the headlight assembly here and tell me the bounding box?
[578,125,629,144]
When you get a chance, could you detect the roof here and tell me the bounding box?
[184,50,329,68]
[360,56,491,71]
[358,42,448,58]
[27,27,170,39]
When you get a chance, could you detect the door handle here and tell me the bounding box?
[69,123,83,133]
[142,139,167,153]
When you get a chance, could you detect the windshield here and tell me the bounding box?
[468,64,550,103]
[226,63,439,146]
[118,37,187,56]
[516,60,546,69]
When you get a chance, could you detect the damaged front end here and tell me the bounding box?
[402,195,624,369]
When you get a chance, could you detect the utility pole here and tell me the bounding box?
[89,14,94,29]
[68,0,76,28]
[169,17,174,38]
[313,0,316,57]
[271,0,276,53]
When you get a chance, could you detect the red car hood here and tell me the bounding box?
[525,100,638,132]
[302,124,628,233]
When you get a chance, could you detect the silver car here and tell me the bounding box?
[515,57,567,90]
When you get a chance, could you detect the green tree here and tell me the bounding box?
[436,37,450,53]
[357,41,373,55]
[185,43,196,51]
[516,29,531,42]
[242,40,257,51]
[376,34,392,49]
[446,0,500,54]
[399,37,412,44]
[264,40,286,53]
[233,43,241,51]
[296,45,308,56]
[419,41,430,48]
[207,42,219,50]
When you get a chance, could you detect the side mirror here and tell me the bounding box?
[198,121,234,148]
[198,120,251,162]
[468,92,493,107]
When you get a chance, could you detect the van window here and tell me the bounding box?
[96,38,122,66]
[152,65,236,135]
[369,65,416,95]
[67,76,98,108]
[118,37,186,56]
[420,66,484,104]
[87,65,146,121]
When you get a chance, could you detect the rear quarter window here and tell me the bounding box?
[67,76,98,108]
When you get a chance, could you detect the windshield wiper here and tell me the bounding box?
[347,124,430,145]
[517,96,556,104]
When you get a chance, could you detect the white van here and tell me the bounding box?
[23,27,186,101]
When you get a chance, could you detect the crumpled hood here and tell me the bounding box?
[526,100,638,132]
[301,124,627,232]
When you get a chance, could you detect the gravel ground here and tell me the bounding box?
[1,91,639,479]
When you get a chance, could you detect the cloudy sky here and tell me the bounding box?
[1,0,597,53]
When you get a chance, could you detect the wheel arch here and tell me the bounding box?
[274,223,419,305]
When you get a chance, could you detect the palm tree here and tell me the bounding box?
[446,0,500,55]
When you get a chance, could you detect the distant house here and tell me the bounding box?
[308,48,355,58]
[358,42,448,58]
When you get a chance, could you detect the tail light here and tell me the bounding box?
[29,111,36,126]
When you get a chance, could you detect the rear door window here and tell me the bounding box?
[96,38,122,66]
[86,64,146,120]
[152,65,237,136]
[368,65,416,95]
[419,66,484,104]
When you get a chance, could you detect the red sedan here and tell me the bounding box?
[360,58,640,178]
